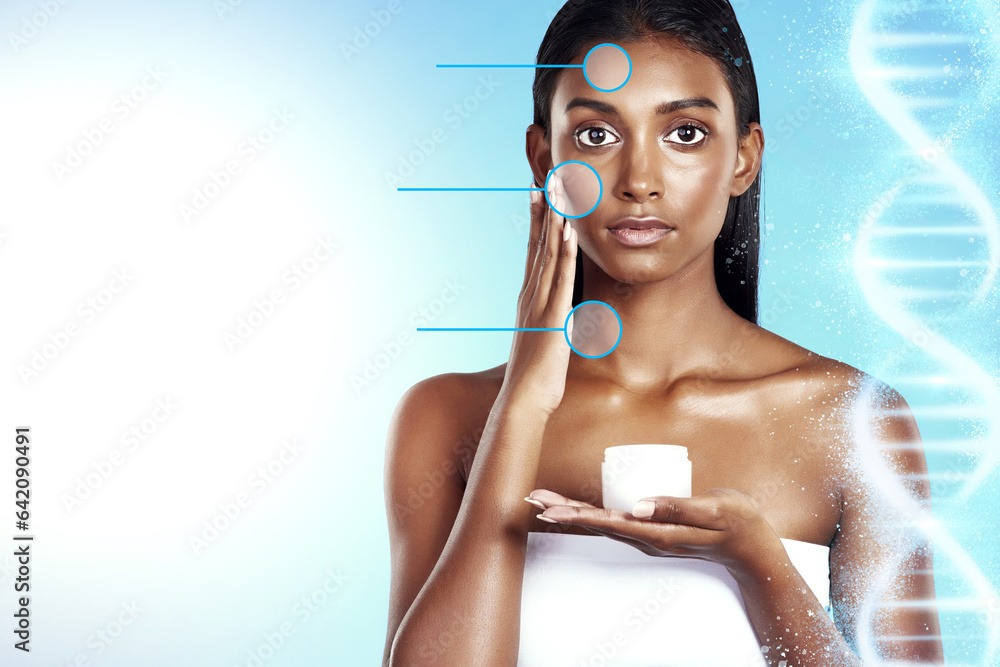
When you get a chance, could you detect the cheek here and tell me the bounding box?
[560,164,602,216]
[666,155,731,218]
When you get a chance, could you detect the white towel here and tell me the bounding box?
[518,532,830,667]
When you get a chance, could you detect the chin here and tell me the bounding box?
[583,248,674,287]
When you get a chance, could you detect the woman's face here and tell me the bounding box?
[529,37,762,286]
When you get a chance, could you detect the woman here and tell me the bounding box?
[383,0,943,664]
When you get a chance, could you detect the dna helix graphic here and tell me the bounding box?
[848,0,1000,663]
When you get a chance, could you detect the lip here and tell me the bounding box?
[607,217,674,247]
[609,228,673,247]
[608,217,672,231]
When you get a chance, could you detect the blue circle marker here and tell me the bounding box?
[564,300,622,358]
[416,300,621,359]
[583,43,632,92]
[544,160,602,219]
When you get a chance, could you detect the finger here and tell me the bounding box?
[631,495,727,531]
[591,529,722,561]
[565,229,576,341]
[535,172,567,307]
[551,221,577,326]
[527,488,597,510]
[520,180,547,293]
[535,505,669,553]
[574,523,665,555]
[547,173,577,327]
[538,504,722,555]
[522,172,554,313]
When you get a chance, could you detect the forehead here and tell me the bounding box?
[551,36,734,120]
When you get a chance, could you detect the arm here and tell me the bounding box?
[733,384,942,665]
[384,180,579,666]
[382,375,550,667]
[827,385,943,662]
[728,528,862,666]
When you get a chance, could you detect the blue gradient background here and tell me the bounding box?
[0,0,997,665]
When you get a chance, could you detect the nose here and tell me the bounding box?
[612,141,664,203]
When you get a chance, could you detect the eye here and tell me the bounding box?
[666,123,709,145]
[575,126,620,148]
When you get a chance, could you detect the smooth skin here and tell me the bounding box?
[383,37,943,666]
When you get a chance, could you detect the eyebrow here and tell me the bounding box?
[564,97,721,115]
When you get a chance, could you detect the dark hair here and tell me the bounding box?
[532,0,762,324]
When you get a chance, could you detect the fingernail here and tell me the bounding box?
[530,183,541,205]
[562,218,571,241]
[632,500,655,518]
[536,513,560,524]
[524,496,546,510]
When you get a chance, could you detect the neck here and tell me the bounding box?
[569,250,751,394]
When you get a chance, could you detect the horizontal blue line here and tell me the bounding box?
[436,64,583,69]
[417,327,564,332]
[398,188,544,192]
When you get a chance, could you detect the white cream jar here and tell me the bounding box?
[601,444,692,513]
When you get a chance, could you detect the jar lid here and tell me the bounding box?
[604,444,689,462]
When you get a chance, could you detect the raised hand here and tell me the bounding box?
[499,172,579,416]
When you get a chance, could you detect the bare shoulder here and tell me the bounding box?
[385,364,507,485]
[396,364,506,420]
[747,326,905,412]
[754,329,926,481]
[391,364,505,422]
[784,344,919,444]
